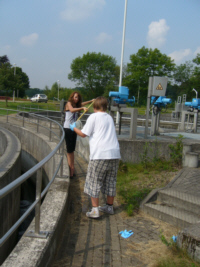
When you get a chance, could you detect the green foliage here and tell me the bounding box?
[117,159,177,216]
[68,52,118,98]
[140,142,152,169]
[169,135,184,167]
[0,56,30,101]
[124,46,175,104]
[156,232,200,267]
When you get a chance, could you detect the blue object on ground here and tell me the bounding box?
[172,235,177,242]
[119,229,133,239]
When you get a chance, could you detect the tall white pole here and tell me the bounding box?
[13,63,16,102]
[119,0,128,87]
[57,80,60,101]
[117,0,128,125]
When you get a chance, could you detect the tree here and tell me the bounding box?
[0,63,15,106]
[192,54,200,92]
[0,55,30,104]
[68,52,117,98]
[0,55,9,66]
[172,61,194,99]
[125,46,175,104]
[14,66,30,97]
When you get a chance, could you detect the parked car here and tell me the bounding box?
[31,94,48,103]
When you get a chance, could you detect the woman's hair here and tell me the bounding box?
[93,96,107,111]
[68,91,82,107]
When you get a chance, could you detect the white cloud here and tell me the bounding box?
[147,19,169,49]
[60,0,105,21]
[194,46,200,56]
[168,49,192,63]
[20,33,39,46]
[95,32,112,44]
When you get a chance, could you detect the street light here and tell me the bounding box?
[13,63,16,102]
[57,80,60,101]
[116,0,128,124]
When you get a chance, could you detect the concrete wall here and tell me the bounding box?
[0,122,70,267]
[0,127,21,265]
[0,130,7,156]
[76,136,174,164]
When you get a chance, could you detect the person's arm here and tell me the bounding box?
[82,99,95,106]
[66,101,88,113]
[73,127,87,138]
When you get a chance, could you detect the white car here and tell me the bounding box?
[31,94,48,103]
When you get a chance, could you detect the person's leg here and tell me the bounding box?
[99,159,119,215]
[84,160,104,218]
[106,196,114,205]
[67,152,74,178]
[91,197,99,207]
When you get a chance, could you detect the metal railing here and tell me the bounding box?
[0,108,66,247]
[17,105,62,124]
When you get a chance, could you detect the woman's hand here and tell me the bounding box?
[83,107,88,112]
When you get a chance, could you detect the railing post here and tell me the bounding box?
[26,168,49,239]
[22,112,25,127]
[49,121,52,141]
[35,168,42,234]
[60,155,64,177]
[59,128,62,154]
[6,109,8,122]
[37,117,39,132]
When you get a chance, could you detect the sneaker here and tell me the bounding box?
[86,207,100,218]
[99,204,114,215]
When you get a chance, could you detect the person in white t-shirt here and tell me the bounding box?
[70,96,121,218]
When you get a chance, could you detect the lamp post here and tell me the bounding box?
[13,63,16,102]
[119,0,128,87]
[116,0,128,124]
[57,80,60,101]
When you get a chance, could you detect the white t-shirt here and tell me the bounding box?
[81,112,121,160]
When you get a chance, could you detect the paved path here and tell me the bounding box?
[51,152,177,267]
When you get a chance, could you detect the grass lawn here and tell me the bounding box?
[0,99,61,115]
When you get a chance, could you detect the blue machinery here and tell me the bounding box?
[151,96,172,115]
[185,98,200,112]
[109,86,137,137]
[109,86,135,105]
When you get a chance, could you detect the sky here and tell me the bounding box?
[1,0,200,90]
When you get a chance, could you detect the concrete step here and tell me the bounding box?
[157,189,200,215]
[143,203,200,229]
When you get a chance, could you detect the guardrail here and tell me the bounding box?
[0,108,66,247]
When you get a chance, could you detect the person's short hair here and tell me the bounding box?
[93,96,107,111]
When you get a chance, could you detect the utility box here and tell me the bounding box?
[149,76,168,97]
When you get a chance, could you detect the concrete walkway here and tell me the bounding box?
[50,152,178,267]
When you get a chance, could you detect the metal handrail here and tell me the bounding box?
[0,108,66,247]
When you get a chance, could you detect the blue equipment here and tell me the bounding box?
[185,98,200,111]
[151,96,172,115]
[109,86,135,105]
[151,96,172,107]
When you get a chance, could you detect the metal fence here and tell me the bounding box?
[0,108,66,247]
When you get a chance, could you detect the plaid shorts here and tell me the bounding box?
[84,159,119,198]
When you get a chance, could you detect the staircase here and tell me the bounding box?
[141,188,200,229]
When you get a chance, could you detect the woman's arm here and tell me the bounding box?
[66,102,88,113]
[82,99,95,106]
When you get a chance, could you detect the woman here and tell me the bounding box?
[64,91,94,179]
